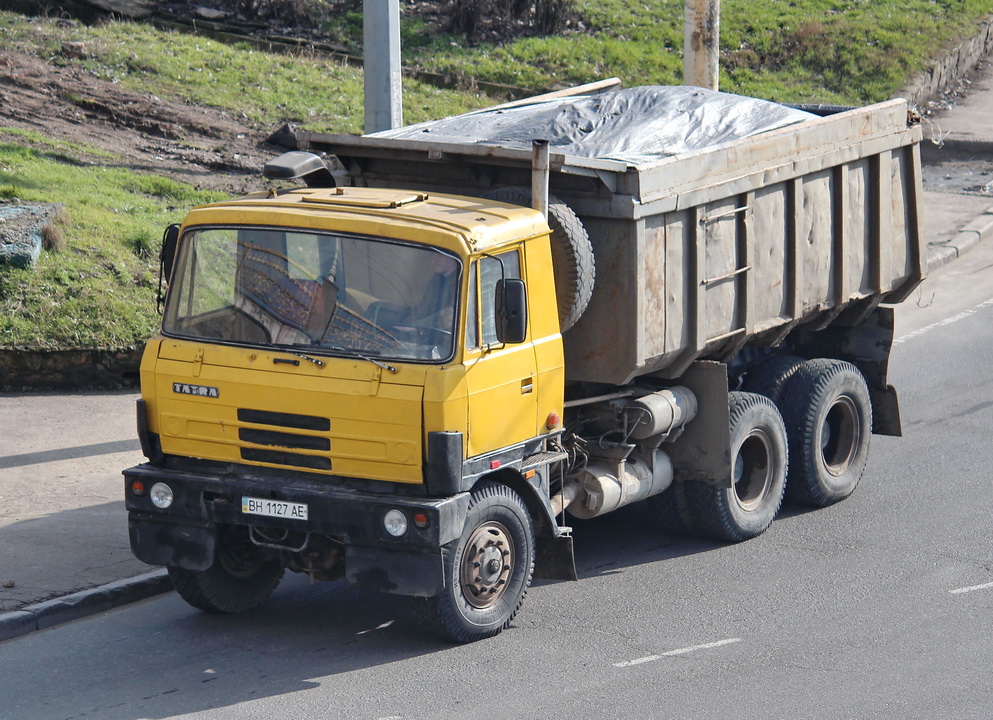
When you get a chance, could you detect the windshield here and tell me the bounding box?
[163,227,461,362]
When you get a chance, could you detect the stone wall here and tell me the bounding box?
[898,15,993,107]
[0,347,142,391]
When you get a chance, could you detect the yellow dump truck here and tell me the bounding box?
[124,87,925,642]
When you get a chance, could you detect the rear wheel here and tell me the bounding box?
[744,354,805,406]
[418,482,535,643]
[684,392,788,542]
[168,525,284,614]
[781,359,872,507]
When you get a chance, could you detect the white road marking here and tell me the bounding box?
[950,580,993,595]
[614,638,742,668]
[356,620,394,635]
[895,297,993,345]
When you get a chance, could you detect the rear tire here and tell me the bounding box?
[684,392,788,542]
[781,359,872,507]
[418,482,535,643]
[645,483,693,535]
[744,354,805,406]
[168,525,284,614]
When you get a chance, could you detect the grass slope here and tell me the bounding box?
[0,13,490,350]
[0,134,227,349]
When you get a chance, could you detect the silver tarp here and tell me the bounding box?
[372,86,815,165]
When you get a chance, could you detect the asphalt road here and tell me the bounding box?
[4,246,993,720]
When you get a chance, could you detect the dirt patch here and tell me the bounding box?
[0,48,276,193]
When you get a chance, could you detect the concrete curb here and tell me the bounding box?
[927,204,993,270]
[921,135,993,158]
[0,569,170,642]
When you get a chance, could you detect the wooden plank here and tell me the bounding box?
[833,164,847,304]
[482,78,623,113]
[739,192,753,335]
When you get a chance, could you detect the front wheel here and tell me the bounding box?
[168,525,284,614]
[419,482,535,643]
[684,391,788,542]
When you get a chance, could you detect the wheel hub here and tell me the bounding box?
[821,395,860,476]
[217,527,267,579]
[732,428,773,511]
[460,521,514,609]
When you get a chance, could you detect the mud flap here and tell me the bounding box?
[663,361,733,487]
[129,518,215,571]
[345,546,445,597]
[533,534,578,581]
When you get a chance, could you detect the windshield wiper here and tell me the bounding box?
[283,342,398,374]
[325,343,398,374]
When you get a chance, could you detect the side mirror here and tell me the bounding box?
[161,224,180,282]
[158,224,180,314]
[495,278,527,344]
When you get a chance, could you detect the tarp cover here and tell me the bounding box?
[372,86,815,165]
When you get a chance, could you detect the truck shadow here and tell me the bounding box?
[565,504,722,581]
[564,499,820,581]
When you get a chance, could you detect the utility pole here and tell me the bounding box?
[683,0,720,91]
[363,0,402,133]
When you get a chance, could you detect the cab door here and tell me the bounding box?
[463,248,539,457]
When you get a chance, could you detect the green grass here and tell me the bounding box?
[405,0,993,104]
[0,135,227,349]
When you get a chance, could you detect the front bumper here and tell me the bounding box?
[124,462,470,596]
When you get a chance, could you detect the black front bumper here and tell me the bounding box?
[124,462,470,597]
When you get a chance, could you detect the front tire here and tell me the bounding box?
[419,482,535,643]
[684,392,788,542]
[168,525,284,614]
[781,359,872,507]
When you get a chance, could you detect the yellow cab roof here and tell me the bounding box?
[182,186,549,256]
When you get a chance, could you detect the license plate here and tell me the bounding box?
[242,496,309,521]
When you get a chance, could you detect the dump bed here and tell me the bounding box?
[299,86,926,385]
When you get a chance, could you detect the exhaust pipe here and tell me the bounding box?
[532,139,550,220]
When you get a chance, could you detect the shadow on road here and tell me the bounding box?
[0,439,140,469]
[3,493,820,720]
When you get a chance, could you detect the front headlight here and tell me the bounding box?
[150,482,174,509]
[383,509,408,537]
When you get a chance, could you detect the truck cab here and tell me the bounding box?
[126,184,569,642]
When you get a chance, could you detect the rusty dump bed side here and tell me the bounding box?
[299,96,925,386]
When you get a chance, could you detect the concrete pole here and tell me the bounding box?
[363,0,402,133]
[683,0,720,91]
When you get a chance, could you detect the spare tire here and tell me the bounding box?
[482,187,595,332]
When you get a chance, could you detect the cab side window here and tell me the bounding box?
[466,249,522,349]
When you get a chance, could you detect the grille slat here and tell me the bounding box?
[241,448,332,471]
[239,428,330,451]
[237,408,330,432]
